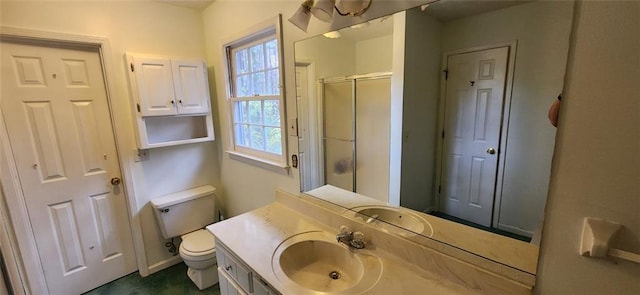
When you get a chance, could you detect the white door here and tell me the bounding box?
[172,59,210,115]
[439,47,509,227]
[1,41,137,294]
[296,65,312,191]
[130,56,177,116]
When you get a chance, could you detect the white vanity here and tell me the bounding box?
[208,189,536,295]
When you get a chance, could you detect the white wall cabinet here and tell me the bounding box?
[216,239,279,295]
[172,59,211,115]
[126,54,215,148]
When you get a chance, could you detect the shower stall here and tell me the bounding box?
[320,73,391,202]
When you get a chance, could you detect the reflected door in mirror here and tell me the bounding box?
[440,47,508,227]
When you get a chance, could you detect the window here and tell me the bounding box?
[224,17,287,169]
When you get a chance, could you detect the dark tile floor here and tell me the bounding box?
[83,263,221,295]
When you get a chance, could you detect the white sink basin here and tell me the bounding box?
[272,231,382,294]
[352,206,434,237]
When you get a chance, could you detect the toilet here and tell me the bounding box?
[151,185,219,290]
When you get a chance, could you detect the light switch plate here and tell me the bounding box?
[288,118,298,137]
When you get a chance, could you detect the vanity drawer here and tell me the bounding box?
[217,243,253,293]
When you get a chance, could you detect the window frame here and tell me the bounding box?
[222,15,289,172]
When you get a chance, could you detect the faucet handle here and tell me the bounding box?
[339,225,350,234]
[353,231,364,242]
[351,231,366,249]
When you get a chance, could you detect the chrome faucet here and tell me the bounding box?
[336,225,366,249]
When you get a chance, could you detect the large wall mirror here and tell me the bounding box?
[295,0,574,274]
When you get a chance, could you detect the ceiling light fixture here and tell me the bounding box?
[289,0,314,32]
[289,0,373,32]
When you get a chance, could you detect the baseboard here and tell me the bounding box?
[145,256,183,277]
[497,223,534,238]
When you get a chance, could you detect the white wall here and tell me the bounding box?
[295,30,392,78]
[202,2,301,217]
[201,0,426,217]
[441,1,574,234]
[355,35,393,74]
[294,36,356,78]
[0,1,220,275]
[399,8,442,212]
[536,1,640,293]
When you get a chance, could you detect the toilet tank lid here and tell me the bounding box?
[150,185,216,209]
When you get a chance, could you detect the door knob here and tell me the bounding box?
[110,177,122,185]
[486,148,496,155]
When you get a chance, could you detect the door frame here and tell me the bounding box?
[0,26,145,293]
[434,41,518,228]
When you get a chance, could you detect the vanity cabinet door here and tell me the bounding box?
[218,268,232,295]
[224,251,253,293]
[216,238,280,295]
[217,244,253,293]
[252,276,280,295]
[218,267,246,295]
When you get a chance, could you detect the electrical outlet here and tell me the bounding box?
[288,118,298,137]
[133,149,149,162]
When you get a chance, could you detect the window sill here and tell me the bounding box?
[225,151,290,175]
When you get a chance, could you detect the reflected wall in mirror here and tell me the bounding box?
[295,0,574,271]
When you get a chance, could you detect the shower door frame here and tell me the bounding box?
[320,72,392,193]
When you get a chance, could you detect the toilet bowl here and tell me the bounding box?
[179,229,218,290]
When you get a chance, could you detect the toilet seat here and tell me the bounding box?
[180,229,216,261]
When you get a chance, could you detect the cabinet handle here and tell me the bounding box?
[171,100,175,104]
[225,265,232,271]
[179,99,183,104]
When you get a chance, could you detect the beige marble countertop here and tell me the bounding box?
[306,185,539,275]
[207,202,482,295]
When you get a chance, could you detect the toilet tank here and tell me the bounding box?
[150,185,216,239]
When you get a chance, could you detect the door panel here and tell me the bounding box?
[90,193,122,260]
[71,100,106,174]
[49,201,87,274]
[440,47,509,227]
[23,101,67,181]
[1,40,136,294]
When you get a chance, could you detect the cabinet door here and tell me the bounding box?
[132,57,177,116]
[253,275,279,295]
[219,268,241,295]
[172,59,210,115]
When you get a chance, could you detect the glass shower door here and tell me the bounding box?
[323,80,355,191]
